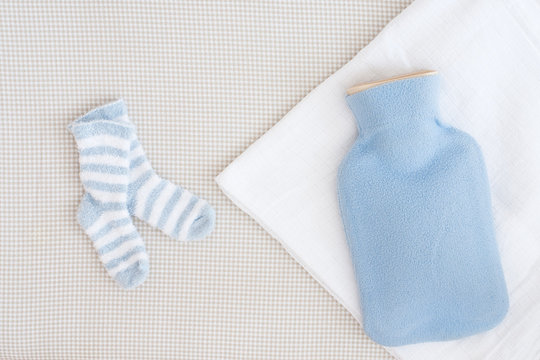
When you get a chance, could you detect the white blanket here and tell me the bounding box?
[216,0,540,358]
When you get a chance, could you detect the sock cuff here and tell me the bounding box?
[68,99,135,132]
[68,100,136,146]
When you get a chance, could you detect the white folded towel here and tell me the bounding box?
[216,0,540,358]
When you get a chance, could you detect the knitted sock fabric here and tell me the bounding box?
[76,100,215,242]
[69,103,148,289]
[338,73,508,346]
[127,135,215,242]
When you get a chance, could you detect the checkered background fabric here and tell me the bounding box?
[0,1,411,358]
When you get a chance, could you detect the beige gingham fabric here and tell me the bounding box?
[0,1,411,358]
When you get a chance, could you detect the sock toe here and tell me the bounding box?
[185,204,215,241]
[113,259,149,289]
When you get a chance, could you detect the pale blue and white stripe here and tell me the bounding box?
[69,100,215,289]
[69,100,149,289]
[127,137,215,242]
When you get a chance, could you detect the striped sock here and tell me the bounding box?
[127,136,215,242]
[69,100,149,289]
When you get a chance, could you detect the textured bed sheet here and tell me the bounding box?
[0,1,410,359]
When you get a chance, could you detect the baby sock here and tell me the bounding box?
[77,100,216,242]
[127,135,215,242]
[69,102,149,289]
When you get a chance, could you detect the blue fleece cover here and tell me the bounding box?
[337,74,508,346]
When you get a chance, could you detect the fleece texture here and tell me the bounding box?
[69,102,149,289]
[125,131,215,243]
[70,100,215,289]
[337,74,508,346]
